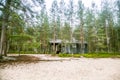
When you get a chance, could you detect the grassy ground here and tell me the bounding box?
[58,53,120,58]
[8,51,120,58]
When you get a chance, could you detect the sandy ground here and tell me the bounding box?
[0,54,120,80]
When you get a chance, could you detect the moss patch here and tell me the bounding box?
[58,53,120,58]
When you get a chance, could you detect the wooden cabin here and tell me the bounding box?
[49,39,87,54]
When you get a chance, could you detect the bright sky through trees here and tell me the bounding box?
[45,0,101,9]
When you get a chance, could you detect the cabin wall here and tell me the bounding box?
[49,43,88,54]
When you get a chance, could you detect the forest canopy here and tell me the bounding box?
[0,0,120,57]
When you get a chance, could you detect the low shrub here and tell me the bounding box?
[58,53,120,58]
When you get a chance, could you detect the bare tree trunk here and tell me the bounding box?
[6,40,10,54]
[0,16,7,57]
[70,18,73,54]
[53,21,56,53]
[105,20,109,53]
[0,0,12,57]
[80,29,84,53]
[80,20,84,53]
[0,23,5,57]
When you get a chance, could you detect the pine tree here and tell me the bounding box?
[77,0,85,53]
[50,0,59,53]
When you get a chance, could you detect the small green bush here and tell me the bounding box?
[58,53,120,58]
[59,53,73,57]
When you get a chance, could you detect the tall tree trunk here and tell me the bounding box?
[0,0,12,57]
[70,19,73,54]
[80,20,84,53]
[105,20,109,53]
[0,16,7,56]
[53,21,56,53]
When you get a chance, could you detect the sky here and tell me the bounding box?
[45,0,102,10]
[32,0,115,13]
[32,0,115,25]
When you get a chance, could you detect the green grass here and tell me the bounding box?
[58,53,120,58]
[8,51,120,58]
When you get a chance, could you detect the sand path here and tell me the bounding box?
[0,54,120,80]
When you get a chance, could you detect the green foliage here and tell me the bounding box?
[0,55,2,59]
[10,34,33,41]
[59,53,73,57]
[83,53,120,58]
[58,53,120,58]
[1,0,120,56]
[61,22,71,40]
